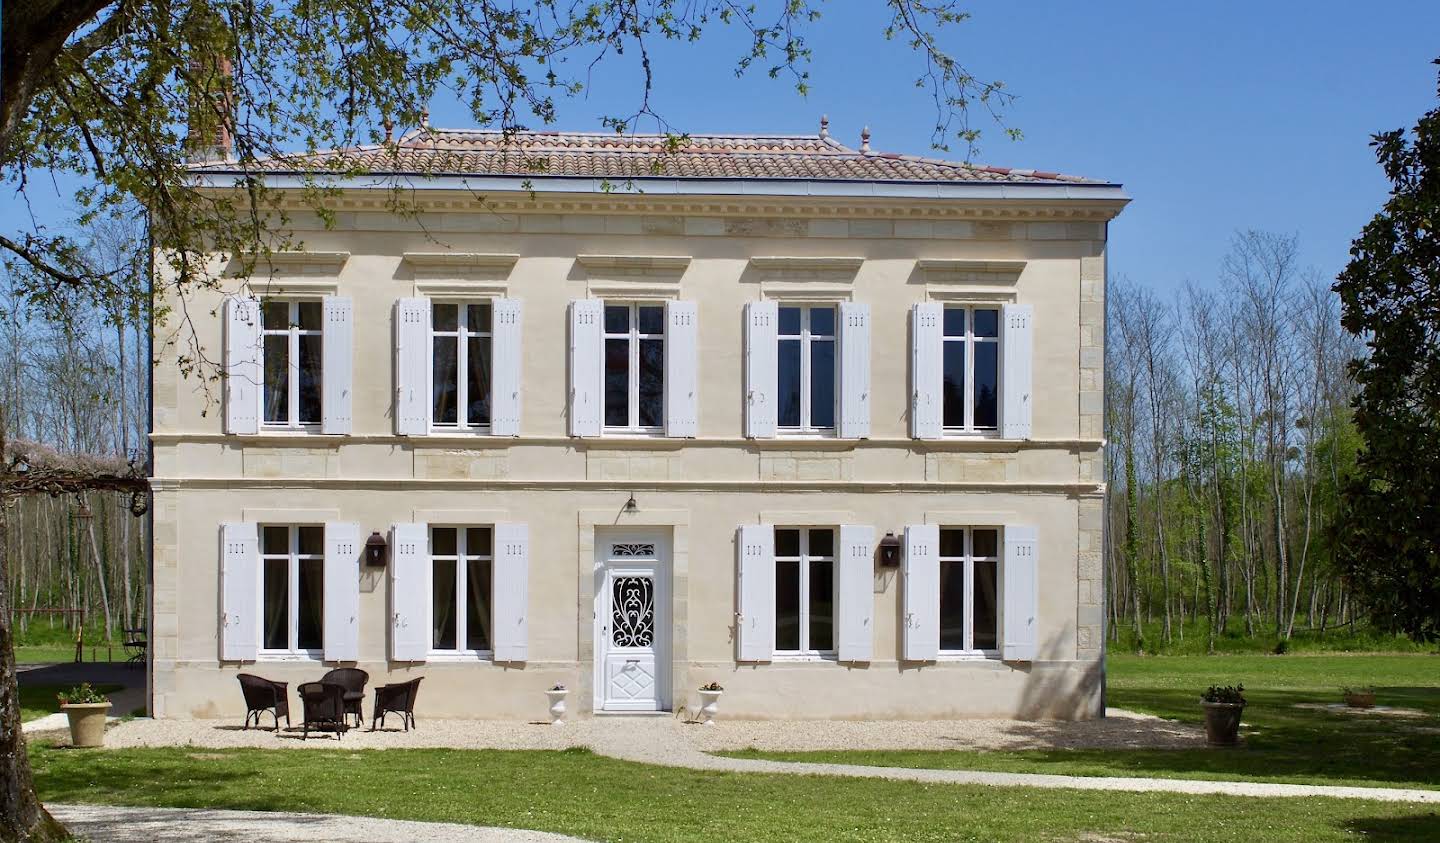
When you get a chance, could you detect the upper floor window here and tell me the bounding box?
[432,302,493,431]
[778,305,836,433]
[260,524,324,654]
[775,527,836,656]
[261,300,323,427]
[604,303,665,432]
[943,306,999,433]
[939,527,999,653]
[430,526,493,654]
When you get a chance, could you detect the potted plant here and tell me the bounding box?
[545,684,568,726]
[1343,686,1377,709]
[697,681,724,726]
[57,683,111,748]
[1200,684,1246,747]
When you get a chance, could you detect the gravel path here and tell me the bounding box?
[47,804,587,842]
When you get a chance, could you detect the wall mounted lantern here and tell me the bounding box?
[878,532,902,567]
[365,531,388,567]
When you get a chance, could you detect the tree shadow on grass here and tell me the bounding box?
[1343,813,1440,841]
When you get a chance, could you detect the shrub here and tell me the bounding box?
[56,683,109,706]
[699,681,724,692]
[1201,684,1246,705]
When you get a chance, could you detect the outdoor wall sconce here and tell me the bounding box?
[623,494,639,514]
[365,531,388,567]
[878,532,901,567]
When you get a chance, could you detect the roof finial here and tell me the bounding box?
[860,126,871,153]
[819,115,830,139]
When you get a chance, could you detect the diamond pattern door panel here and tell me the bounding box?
[607,659,657,701]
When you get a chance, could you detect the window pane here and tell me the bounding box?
[809,559,834,651]
[974,342,998,429]
[807,529,834,558]
[262,526,289,555]
[297,301,322,331]
[466,558,492,651]
[297,334,323,425]
[942,342,965,428]
[604,305,629,334]
[262,559,288,650]
[297,558,324,650]
[811,339,835,428]
[778,306,801,336]
[973,308,999,338]
[638,306,664,335]
[467,335,491,426]
[638,338,664,427]
[432,558,457,650]
[261,301,289,331]
[604,337,630,427]
[775,528,800,558]
[809,306,835,337]
[939,560,965,650]
[467,303,491,333]
[775,560,800,650]
[432,303,458,332]
[939,528,965,558]
[973,560,999,650]
[263,335,289,423]
[972,529,999,558]
[430,527,457,557]
[466,527,492,556]
[433,336,458,425]
[298,526,324,556]
[777,339,802,427]
[943,308,966,338]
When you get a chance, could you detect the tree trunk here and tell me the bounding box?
[83,498,113,642]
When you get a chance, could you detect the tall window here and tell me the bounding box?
[943,307,1000,432]
[432,302,492,430]
[777,305,836,433]
[430,526,493,653]
[261,300,323,427]
[775,528,835,654]
[604,303,664,431]
[260,525,324,654]
[939,527,1000,653]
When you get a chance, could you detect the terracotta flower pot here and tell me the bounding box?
[1344,691,1376,709]
[61,702,112,748]
[1201,702,1244,746]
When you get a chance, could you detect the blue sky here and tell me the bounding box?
[7,1,1439,297]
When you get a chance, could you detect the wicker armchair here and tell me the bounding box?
[371,677,423,731]
[237,674,289,732]
[320,668,369,728]
[297,682,349,740]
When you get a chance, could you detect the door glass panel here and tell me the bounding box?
[262,559,287,650]
[467,335,491,425]
[296,301,322,331]
[611,576,655,647]
[432,559,457,650]
[939,560,965,650]
[638,338,664,427]
[810,339,835,428]
[974,342,998,429]
[297,334,323,424]
[973,308,999,338]
[433,336,458,424]
[942,342,965,428]
[777,340,802,427]
[263,336,289,423]
[296,558,324,650]
[432,303,458,332]
[808,558,834,651]
[638,305,664,334]
[810,306,835,336]
[973,560,999,650]
[604,338,629,427]
[466,558,492,651]
[775,560,800,650]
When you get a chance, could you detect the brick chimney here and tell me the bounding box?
[184,4,234,162]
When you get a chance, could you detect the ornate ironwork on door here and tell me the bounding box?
[611,576,655,647]
[611,543,655,558]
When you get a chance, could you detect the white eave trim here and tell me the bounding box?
[401,252,520,270]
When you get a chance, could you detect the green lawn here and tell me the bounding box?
[719,653,1440,791]
[19,684,124,723]
[26,745,1440,842]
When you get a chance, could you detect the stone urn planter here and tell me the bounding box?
[1201,702,1245,746]
[1343,688,1376,709]
[545,686,569,725]
[697,683,724,725]
[57,683,111,748]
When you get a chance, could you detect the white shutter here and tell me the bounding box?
[220,522,259,661]
[323,521,361,661]
[569,299,603,437]
[744,301,778,438]
[388,522,429,662]
[491,297,523,436]
[322,296,354,434]
[665,300,699,438]
[1002,524,1039,662]
[837,525,875,663]
[395,298,431,436]
[735,524,775,662]
[902,524,940,662]
[224,297,261,435]
[1001,303,1034,440]
[839,302,871,438]
[492,523,530,662]
[911,303,943,439]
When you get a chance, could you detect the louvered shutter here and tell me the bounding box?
[491,297,523,436]
[911,303,943,439]
[569,299,603,437]
[1001,303,1034,440]
[321,296,354,434]
[839,302,871,438]
[837,525,875,663]
[1002,524,1039,662]
[902,524,940,661]
[224,297,261,435]
[323,522,361,661]
[744,301,778,438]
[395,298,431,436]
[735,524,775,662]
[388,523,429,661]
[491,523,529,662]
[220,522,259,661]
[665,300,698,437]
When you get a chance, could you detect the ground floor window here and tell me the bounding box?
[260,525,324,654]
[775,527,835,655]
[939,527,1000,653]
[430,526,493,654]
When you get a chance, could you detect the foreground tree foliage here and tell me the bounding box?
[1333,58,1440,642]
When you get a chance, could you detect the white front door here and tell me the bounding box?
[595,531,670,712]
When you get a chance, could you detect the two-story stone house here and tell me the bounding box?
[149,127,1127,720]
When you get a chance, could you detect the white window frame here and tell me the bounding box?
[258,524,324,659]
[430,300,494,433]
[773,526,838,659]
[260,299,323,430]
[942,305,1002,436]
[428,525,495,659]
[602,301,666,435]
[938,526,1001,658]
[777,304,838,436]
